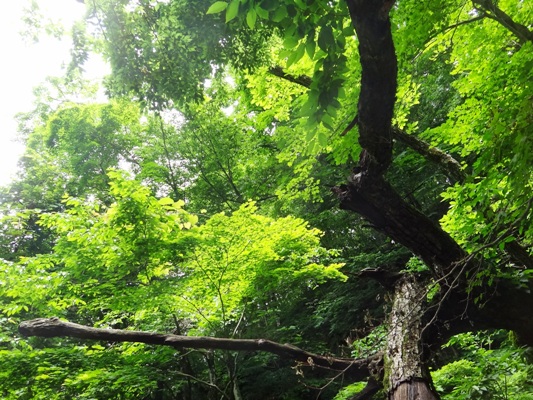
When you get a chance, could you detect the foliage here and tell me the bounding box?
[0,172,345,398]
[432,332,533,400]
[423,2,533,254]
[0,344,183,400]
[87,0,272,108]
[332,382,367,400]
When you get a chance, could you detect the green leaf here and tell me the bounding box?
[206,1,228,14]
[283,35,299,49]
[305,39,316,60]
[293,0,307,10]
[342,25,354,36]
[299,100,317,117]
[158,197,174,205]
[271,6,287,22]
[307,139,317,154]
[321,114,334,131]
[254,5,269,19]
[317,25,334,52]
[286,43,305,67]
[317,131,328,146]
[246,8,257,29]
[226,0,240,22]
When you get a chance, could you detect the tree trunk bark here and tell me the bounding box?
[386,276,439,400]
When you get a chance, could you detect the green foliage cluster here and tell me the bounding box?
[432,331,533,399]
[0,171,345,399]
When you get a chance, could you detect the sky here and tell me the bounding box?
[0,0,89,186]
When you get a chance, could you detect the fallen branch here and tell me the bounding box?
[19,317,379,381]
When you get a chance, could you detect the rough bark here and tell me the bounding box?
[18,317,379,381]
[340,0,467,275]
[337,3,449,398]
[340,0,533,341]
[386,276,439,399]
[334,175,466,275]
[345,0,397,174]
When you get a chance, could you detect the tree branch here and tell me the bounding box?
[18,317,379,380]
[333,0,468,279]
[267,65,468,186]
[472,0,533,44]
[336,0,533,277]
[268,66,312,88]
[333,176,466,276]
[272,1,533,350]
[425,275,533,347]
[391,127,466,184]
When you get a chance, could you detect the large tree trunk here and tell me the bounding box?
[341,3,445,396]
[386,276,439,400]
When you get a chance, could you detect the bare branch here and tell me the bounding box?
[19,318,379,380]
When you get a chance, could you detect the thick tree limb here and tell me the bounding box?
[333,176,466,275]
[18,317,379,380]
[425,276,533,347]
[339,0,533,274]
[346,0,397,174]
[391,130,532,270]
[266,0,533,368]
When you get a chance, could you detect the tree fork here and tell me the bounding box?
[341,0,466,276]
[339,2,449,398]
[336,0,533,397]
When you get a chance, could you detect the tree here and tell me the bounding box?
[5,0,533,399]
